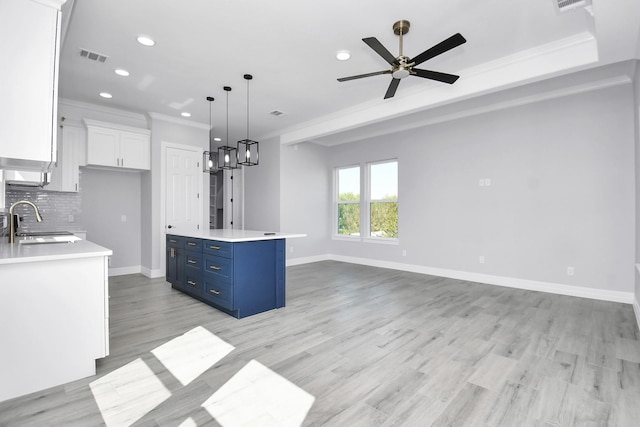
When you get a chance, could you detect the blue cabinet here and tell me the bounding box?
[166,234,286,318]
[166,235,185,288]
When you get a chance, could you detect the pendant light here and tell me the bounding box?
[202,96,218,173]
[237,74,259,166]
[217,86,238,170]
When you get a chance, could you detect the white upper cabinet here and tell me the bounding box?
[47,125,83,192]
[84,119,151,171]
[0,0,66,172]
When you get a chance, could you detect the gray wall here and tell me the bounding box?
[634,62,640,304]
[244,137,281,231]
[81,168,142,269]
[278,83,635,294]
[280,141,331,259]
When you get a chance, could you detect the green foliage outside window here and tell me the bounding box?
[370,201,398,238]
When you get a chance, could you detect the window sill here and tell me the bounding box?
[332,235,399,245]
[362,237,399,245]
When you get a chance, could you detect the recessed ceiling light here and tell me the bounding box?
[114,68,130,77]
[137,35,155,46]
[99,92,112,99]
[336,50,351,61]
[181,112,191,117]
[213,137,221,142]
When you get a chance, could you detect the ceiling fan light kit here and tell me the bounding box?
[337,20,466,99]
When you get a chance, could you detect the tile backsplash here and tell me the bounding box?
[5,186,83,234]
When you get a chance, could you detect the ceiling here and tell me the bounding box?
[59,0,639,147]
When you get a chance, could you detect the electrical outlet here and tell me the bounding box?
[402,249,407,257]
[68,214,74,222]
[121,215,127,222]
[485,178,491,186]
[479,255,485,264]
[479,179,485,187]
[290,246,294,253]
[567,266,574,276]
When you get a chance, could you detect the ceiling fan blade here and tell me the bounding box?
[384,78,401,99]
[337,70,391,82]
[363,37,398,65]
[413,68,460,84]
[410,33,466,66]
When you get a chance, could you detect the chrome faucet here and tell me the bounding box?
[8,200,43,244]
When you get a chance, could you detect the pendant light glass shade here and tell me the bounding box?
[203,96,219,173]
[218,86,239,170]
[237,74,259,166]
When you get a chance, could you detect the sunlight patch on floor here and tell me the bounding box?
[151,326,235,386]
[89,358,171,427]
[202,359,315,427]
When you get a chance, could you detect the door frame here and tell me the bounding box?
[160,141,205,276]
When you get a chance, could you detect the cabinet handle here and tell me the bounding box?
[170,239,177,243]
[187,260,196,264]
[209,265,221,271]
[187,242,197,246]
[187,280,197,286]
[170,248,175,258]
[209,245,221,250]
[209,289,220,295]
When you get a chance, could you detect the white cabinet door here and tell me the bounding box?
[87,127,119,167]
[0,0,61,171]
[47,125,82,192]
[120,131,150,170]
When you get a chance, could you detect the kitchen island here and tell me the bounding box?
[0,240,112,402]
[166,230,305,319]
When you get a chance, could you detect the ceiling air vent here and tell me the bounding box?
[80,48,108,63]
[269,110,286,117]
[555,0,588,12]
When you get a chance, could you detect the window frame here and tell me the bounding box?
[364,159,399,244]
[333,159,399,244]
[334,164,361,239]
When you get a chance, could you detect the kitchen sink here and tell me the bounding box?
[16,232,81,245]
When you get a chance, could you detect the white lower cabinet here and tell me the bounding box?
[84,119,150,171]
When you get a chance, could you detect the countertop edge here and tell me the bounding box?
[167,230,307,243]
[0,241,113,265]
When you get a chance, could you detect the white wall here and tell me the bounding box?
[280,141,331,260]
[81,168,142,271]
[281,83,635,296]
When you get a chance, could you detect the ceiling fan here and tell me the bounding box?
[337,20,466,99]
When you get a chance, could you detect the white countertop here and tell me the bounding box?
[0,240,112,265]
[167,229,307,242]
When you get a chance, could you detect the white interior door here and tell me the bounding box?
[165,146,202,233]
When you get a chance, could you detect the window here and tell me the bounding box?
[334,160,398,241]
[368,160,398,239]
[336,166,360,236]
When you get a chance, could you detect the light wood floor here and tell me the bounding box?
[1,261,640,426]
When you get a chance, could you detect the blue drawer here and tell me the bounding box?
[185,271,204,296]
[204,255,233,279]
[184,238,202,251]
[185,251,202,269]
[166,235,183,249]
[203,240,233,258]
[203,276,233,309]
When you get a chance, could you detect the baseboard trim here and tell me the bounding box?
[287,254,634,304]
[141,267,164,279]
[108,265,142,277]
[287,254,331,267]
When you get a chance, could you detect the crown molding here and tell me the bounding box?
[31,0,67,9]
[59,98,147,122]
[148,112,209,130]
